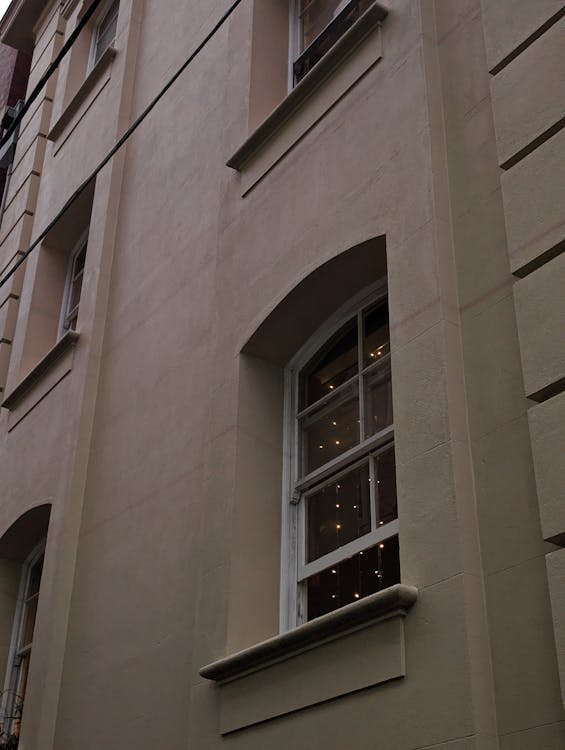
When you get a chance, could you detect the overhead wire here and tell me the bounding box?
[0,0,244,292]
[0,0,106,149]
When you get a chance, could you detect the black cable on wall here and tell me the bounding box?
[0,0,244,292]
[0,0,106,149]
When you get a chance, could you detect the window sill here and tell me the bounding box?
[47,45,117,143]
[200,584,416,733]
[201,583,416,683]
[1,330,79,412]
[227,1,387,175]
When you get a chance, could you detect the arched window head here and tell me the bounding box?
[282,285,399,627]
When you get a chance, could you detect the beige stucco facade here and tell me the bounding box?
[0,1,563,748]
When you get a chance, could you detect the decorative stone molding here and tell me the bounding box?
[200,584,417,734]
[1,329,79,411]
[48,44,116,142]
[201,583,417,683]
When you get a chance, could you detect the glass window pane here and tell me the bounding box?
[299,317,358,409]
[72,245,86,278]
[65,245,86,328]
[295,0,374,83]
[301,385,359,475]
[27,555,43,597]
[19,596,38,651]
[67,274,83,316]
[363,300,390,367]
[364,360,393,437]
[299,0,373,52]
[94,1,119,63]
[307,463,371,562]
[306,536,400,620]
[19,555,43,651]
[375,447,397,525]
[299,0,341,50]
[12,653,28,730]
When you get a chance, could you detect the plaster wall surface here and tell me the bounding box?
[481,0,565,724]
[0,1,563,749]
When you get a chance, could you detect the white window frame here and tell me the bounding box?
[280,280,397,631]
[87,0,119,73]
[288,0,301,89]
[58,229,89,339]
[0,541,45,741]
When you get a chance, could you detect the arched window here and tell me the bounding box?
[0,541,45,746]
[283,285,399,625]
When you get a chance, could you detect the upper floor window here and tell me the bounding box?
[59,233,88,337]
[291,0,374,84]
[285,289,399,625]
[0,544,44,747]
[89,0,119,70]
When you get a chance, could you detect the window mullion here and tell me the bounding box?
[357,310,365,443]
[287,285,396,625]
[360,351,391,377]
[294,424,394,493]
[369,454,377,532]
[297,497,307,623]
[298,520,399,581]
[296,372,358,420]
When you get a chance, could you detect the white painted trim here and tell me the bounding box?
[279,367,298,632]
[287,0,300,91]
[57,228,89,340]
[295,424,394,493]
[295,351,391,422]
[87,0,119,74]
[0,540,46,734]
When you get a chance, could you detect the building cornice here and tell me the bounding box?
[0,0,52,53]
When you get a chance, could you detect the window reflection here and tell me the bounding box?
[363,301,390,367]
[306,536,400,620]
[300,317,358,409]
[298,0,374,52]
[294,293,398,622]
[364,361,393,437]
[307,463,371,562]
[375,448,397,524]
[301,385,359,475]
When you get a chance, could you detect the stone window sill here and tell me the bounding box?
[48,45,116,143]
[1,330,79,411]
[201,583,416,682]
[200,584,417,734]
[227,1,387,175]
